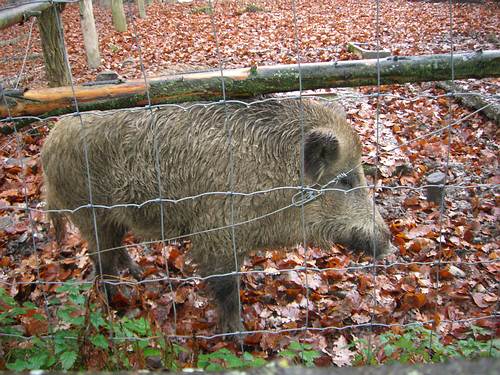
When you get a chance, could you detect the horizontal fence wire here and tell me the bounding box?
[0,315,497,341]
[0,182,499,214]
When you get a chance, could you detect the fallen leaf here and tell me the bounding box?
[330,335,355,367]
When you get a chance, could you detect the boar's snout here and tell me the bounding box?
[348,220,393,259]
[307,191,394,259]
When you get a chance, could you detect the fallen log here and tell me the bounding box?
[0,2,53,30]
[1,50,499,120]
[436,81,500,125]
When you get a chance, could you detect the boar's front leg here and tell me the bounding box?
[71,212,142,296]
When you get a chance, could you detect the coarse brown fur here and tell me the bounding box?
[41,99,392,332]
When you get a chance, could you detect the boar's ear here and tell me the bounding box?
[304,130,340,181]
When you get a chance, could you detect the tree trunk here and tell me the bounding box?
[37,5,71,87]
[79,0,101,69]
[1,50,499,120]
[137,0,147,19]
[111,0,127,32]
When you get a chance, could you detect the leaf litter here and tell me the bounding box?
[0,0,499,368]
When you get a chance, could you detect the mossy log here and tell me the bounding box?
[1,50,499,120]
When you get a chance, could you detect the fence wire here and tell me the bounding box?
[0,0,498,350]
[367,0,382,360]
[0,314,497,342]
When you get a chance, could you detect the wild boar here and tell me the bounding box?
[42,99,392,332]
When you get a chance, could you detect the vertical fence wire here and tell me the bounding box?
[430,0,456,350]
[291,0,311,341]
[207,0,244,344]
[124,0,179,335]
[365,0,383,363]
[14,18,36,89]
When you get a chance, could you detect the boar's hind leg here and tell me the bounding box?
[206,272,242,334]
[193,241,244,334]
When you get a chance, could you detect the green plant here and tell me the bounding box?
[108,43,121,54]
[278,341,321,367]
[351,337,379,366]
[0,283,180,371]
[352,325,500,365]
[237,3,266,15]
[1,283,90,370]
[197,348,266,371]
[450,326,500,360]
[243,3,265,13]
[195,341,321,371]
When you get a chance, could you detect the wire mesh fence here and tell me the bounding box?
[0,0,498,368]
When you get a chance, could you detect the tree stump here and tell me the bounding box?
[426,171,446,204]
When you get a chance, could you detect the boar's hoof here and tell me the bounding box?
[126,262,143,280]
[219,315,245,337]
[118,257,143,280]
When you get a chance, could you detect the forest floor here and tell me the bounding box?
[0,0,498,369]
